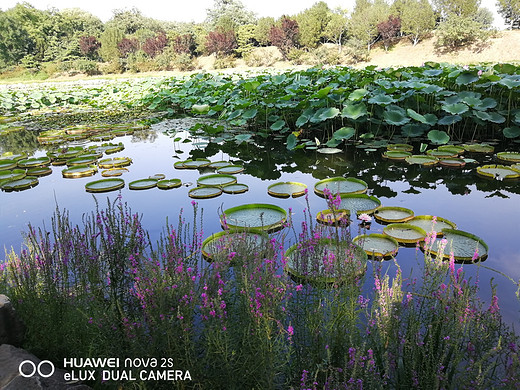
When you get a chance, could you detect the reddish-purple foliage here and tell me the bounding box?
[174,34,196,55]
[269,17,299,59]
[206,29,237,56]
[142,33,168,58]
[117,37,139,58]
[377,15,401,50]
[79,36,101,58]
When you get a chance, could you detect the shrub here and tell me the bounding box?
[213,55,236,69]
[286,48,309,65]
[174,53,195,72]
[377,15,401,51]
[142,33,168,58]
[74,59,100,76]
[269,16,300,59]
[79,36,101,59]
[117,37,139,58]
[435,14,491,49]
[243,47,280,67]
[310,45,343,66]
[206,29,237,56]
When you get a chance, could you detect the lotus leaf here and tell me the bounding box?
[270,120,285,131]
[455,72,479,85]
[348,88,368,101]
[268,182,307,198]
[374,207,414,223]
[368,94,396,105]
[427,130,450,145]
[332,127,356,141]
[383,223,427,244]
[503,127,520,139]
[221,204,287,232]
[442,103,469,115]
[438,115,462,126]
[401,123,429,137]
[353,234,399,258]
[342,103,367,120]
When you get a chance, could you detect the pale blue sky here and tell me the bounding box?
[1,0,506,28]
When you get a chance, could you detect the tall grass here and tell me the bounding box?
[0,195,518,389]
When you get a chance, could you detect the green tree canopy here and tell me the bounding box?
[395,0,436,45]
[295,1,332,49]
[323,8,349,51]
[348,0,390,51]
[205,0,256,30]
[497,0,520,28]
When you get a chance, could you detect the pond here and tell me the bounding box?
[1,118,520,327]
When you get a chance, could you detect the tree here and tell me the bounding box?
[206,0,256,30]
[255,17,276,46]
[348,0,390,51]
[236,24,257,56]
[106,7,161,35]
[296,1,331,49]
[142,33,168,58]
[398,0,436,45]
[174,34,196,55]
[99,27,125,62]
[206,28,237,56]
[269,16,300,59]
[436,13,490,48]
[496,0,520,28]
[377,15,401,51]
[0,11,35,68]
[323,8,349,52]
[117,37,139,58]
[433,0,481,18]
[79,36,101,59]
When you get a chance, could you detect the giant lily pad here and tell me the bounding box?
[157,179,182,189]
[438,145,465,154]
[316,209,350,225]
[407,215,457,236]
[339,194,381,215]
[183,159,211,168]
[496,152,520,163]
[217,165,244,174]
[222,183,249,194]
[0,159,18,170]
[221,204,287,232]
[383,223,427,245]
[66,154,100,166]
[129,179,158,190]
[374,207,414,223]
[189,186,222,199]
[314,177,368,196]
[1,152,27,161]
[85,178,124,193]
[101,168,129,177]
[18,156,51,168]
[285,238,367,285]
[201,230,269,262]
[208,161,232,169]
[353,234,399,259]
[62,165,98,178]
[477,164,520,180]
[405,155,438,166]
[317,147,342,154]
[98,157,132,169]
[463,143,494,153]
[382,150,412,160]
[439,158,466,168]
[427,229,488,262]
[197,174,237,187]
[0,169,26,184]
[387,144,413,152]
[268,182,307,198]
[426,149,458,158]
[1,176,39,191]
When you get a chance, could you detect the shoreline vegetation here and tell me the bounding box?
[0,195,519,389]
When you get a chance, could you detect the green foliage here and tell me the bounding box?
[398,0,436,45]
[496,0,520,29]
[98,27,125,62]
[213,55,236,69]
[205,0,257,30]
[236,24,257,56]
[255,17,276,46]
[348,0,390,51]
[436,14,491,49]
[433,0,480,17]
[174,53,195,71]
[323,8,348,51]
[244,47,280,67]
[295,1,332,49]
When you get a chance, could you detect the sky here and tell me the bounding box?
[0,0,506,28]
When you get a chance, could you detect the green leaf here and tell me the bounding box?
[442,103,469,115]
[318,107,340,121]
[325,138,342,147]
[270,120,285,131]
[455,72,479,85]
[348,88,368,101]
[342,102,367,120]
[407,108,427,123]
[420,143,428,152]
[235,134,252,144]
[498,77,520,89]
[401,123,428,137]
[192,104,210,114]
[438,115,462,126]
[286,133,298,150]
[383,109,410,126]
[427,130,450,145]
[368,94,396,105]
[315,86,332,98]
[503,126,520,138]
[475,98,497,110]
[332,127,356,141]
[296,114,310,127]
[242,108,258,120]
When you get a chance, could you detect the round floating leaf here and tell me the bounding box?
[405,155,438,166]
[315,177,368,196]
[102,168,129,177]
[387,144,413,152]
[1,176,39,191]
[1,152,27,161]
[401,123,429,137]
[149,174,166,180]
[496,152,520,163]
[18,156,51,168]
[353,234,399,258]
[339,194,381,215]
[503,127,520,139]
[98,157,132,169]
[383,150,412,160]
[477,164,520,180]
[316,209,350,225]
[426,149,458,158]
[129,178,158,190]
[221,204,287,232]
[0,169,26,184]
[217,165,244,174]
[383,223,427,245]
[85,178,124,193]
[208,161,232,169]
[0,159,17,170]
[157,179,182,189]
[202,230,269,262]
[407,215,456,236]
[383,109,410,126]
[174,161,188,169]
[463,143,494,153]
[439,158,466,168]
[268,181,307,198]
[189,186,222,199]
[317,147,342,154]
[222,183,249,194]
[285,238,367,285]
[65,154,100,166]
[427,130,450,145]
[427,229,488,262]
[198,174,237,187]
[438,145,465,154]
[512,163,520,171]
[374,207,414,223]
[183,159,211,168]
[62,165,98,178]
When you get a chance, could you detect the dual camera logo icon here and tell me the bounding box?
[18,360,55,378]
